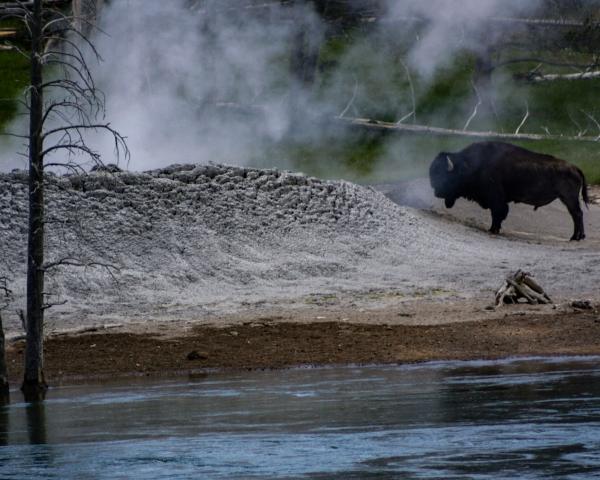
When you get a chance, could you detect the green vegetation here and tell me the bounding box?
[281,30,600,184]
[0,51,28,128]
[1,9,598,184]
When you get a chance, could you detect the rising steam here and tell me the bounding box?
[0,0,543,174]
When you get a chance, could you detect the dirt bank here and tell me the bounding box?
[4,303,600,384]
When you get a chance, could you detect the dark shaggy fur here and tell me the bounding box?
[429,141,589,240]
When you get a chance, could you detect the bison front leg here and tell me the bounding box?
[489,203,509,234]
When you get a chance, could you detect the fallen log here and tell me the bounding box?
[214,102,600,144]
[527,71,600,83]
[0,29,17,40]
[336,116,600,144]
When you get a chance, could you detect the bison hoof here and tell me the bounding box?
[489,227,500,235]
[570,234,585,241]
[444,198,456,208]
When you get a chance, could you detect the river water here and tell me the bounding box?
[1,357,600,479]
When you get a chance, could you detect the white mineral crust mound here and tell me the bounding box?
[1,164,598,334]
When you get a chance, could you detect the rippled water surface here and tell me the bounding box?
[1,357,600,479]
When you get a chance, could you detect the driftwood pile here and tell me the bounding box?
[495,270,552,306]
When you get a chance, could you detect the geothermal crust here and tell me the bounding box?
[1,164,599,336]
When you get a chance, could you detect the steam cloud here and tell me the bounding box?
[385,0,542,79]
[0,0,543,173]
[86,0,325,172]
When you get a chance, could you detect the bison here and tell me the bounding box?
[429,141,589,240]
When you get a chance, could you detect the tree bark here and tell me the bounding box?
[72,0,104,35]
[0,312,8,400]
[22,0,48,401]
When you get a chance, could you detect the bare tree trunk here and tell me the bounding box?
[26,399,47,443]
[72,0,103,35]
[22,0,47,401]
[290,28,320,89]
[0,312,8,400]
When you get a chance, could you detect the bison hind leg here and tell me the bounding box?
[489,203,509,235]
[560,194,585,241]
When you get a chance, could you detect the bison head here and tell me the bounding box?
[429,152,464,208]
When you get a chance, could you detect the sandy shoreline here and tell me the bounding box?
[4,300,600,385]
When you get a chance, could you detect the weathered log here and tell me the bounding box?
[0,29,17,39]
[527,71,600,83]
[495,270,552,307]
[506,278,537,304]
[336,116,600,144]
[214,102,600,144]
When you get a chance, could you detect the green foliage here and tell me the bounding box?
[0,51,29,129]
[415,55,475,123]
[0,7,598,184]
[305,27,600,184]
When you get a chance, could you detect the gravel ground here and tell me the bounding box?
[1,164,599,338]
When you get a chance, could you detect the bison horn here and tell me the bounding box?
[446,156,454,172]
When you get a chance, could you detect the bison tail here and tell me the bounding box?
[578,168,590,208]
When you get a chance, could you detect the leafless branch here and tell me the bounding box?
[3,41,29,59]
[0,132,30,139]
[463,80,482,131]
[396,58,416,124]
[580,109,600,141]
[514,101,529,135]
[568,111,588,138]
[42,257,120,281]
[42,297,67,311]
[338,74,359,118]
[44,162,87,175]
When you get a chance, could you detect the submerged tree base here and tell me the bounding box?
[21,379,48,402]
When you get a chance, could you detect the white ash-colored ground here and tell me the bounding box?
[1,164,598,337]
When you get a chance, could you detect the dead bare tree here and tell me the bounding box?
[0,276,11,399]
[0,0,127,400]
